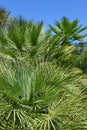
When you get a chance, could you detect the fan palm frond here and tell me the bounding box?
[0,59,87,129]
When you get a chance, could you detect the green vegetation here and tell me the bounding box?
[0,9,87,130]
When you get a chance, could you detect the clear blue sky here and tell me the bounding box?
[0,0,87,27]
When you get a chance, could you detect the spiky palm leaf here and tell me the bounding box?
[0,59,87,130]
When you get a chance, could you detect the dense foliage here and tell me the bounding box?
[0,9,87,130]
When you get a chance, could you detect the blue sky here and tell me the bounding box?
[0,0,87,27]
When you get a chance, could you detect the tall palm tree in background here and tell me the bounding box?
[0,8,10,28]
[48,17,87,66]
[49,17,87,45]
[0,13,87,130]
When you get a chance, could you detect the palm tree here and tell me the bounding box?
[0,17,49,60]
[49,17,87,45]
[0,59,87,130]
[0,8,10,28]
[47,17,87,66]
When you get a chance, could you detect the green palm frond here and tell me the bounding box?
[0,59,87,129]
[49,17,87,44]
